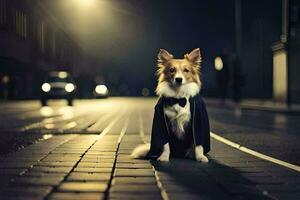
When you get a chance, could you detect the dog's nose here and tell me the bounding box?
[175,77,182,84]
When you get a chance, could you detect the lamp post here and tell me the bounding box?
[235,0,242,58]
[272,0,290,106]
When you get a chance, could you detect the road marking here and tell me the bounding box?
[210,132,300,173]
[117,115,130,143]
[138,110,145,141]
[96,110,126,140]
[86,111,116,131]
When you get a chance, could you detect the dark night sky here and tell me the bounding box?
[52,0,236,95]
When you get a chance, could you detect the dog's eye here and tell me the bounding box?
[169,67,175,73]
[184,68,190,73]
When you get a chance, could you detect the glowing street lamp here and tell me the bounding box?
[76,0,96,7]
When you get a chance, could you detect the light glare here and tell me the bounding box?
[58,71,68,79]
[42,83,51,92]
[273,50,287,102]
[65,83,75,92]
[95,85,108,94]
[76,0,96,7]
[214,57,223,71]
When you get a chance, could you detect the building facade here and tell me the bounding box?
[238,0,300,104]
[0,0,85,99]
[288,0,300,104]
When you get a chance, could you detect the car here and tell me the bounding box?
[93,84,109,98]
[40,71,76,106]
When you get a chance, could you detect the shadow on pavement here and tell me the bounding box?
[151,157,275,200]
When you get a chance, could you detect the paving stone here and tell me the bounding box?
[85,152,116,155]
[74,167,113,173]
[58,182,108,192]
[22,171,67,178]
[109,193,162,200]
[67,172,111,182]
[0,168,25,175]
[115,163,152,169]
[77,162,114,168]
[112,177,157,184]
[42,156,81,162]
[114,169,154,177]
[167,193,231,200]
[0,157,43,162]
[116,157,150,164]
[49,192,105,200]
[222,183,267,196]
[83,155,116,159]
[239,172,274,177]
[256,184,300,193]
[81,158,115,163]
[0,162,35,168]
[13,152,48,156]
[12,176,64,186]
[162,184,198,193]
[246,176,284,184]
[117,149,134,154]
[90,146,117,148]
[0,186,52,197]
[110,184,160,193]
[51,150,86,154]
[0,196,44,200]
[37,161,77,167]
[30,166,73,173]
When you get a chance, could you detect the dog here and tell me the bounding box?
[131,48,210,162]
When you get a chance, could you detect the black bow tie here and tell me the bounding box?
[164,97,187,107]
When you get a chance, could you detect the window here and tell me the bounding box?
[37,21,45,52]
[51,31,57,58]
[15,10,27,39]
[0,0,7,26]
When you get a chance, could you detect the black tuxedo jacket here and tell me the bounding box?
[147,94,210,159]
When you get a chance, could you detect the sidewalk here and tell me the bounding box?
[206,98,300,113]
[0,130,299,200]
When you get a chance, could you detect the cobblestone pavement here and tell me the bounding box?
[0,98,299,199]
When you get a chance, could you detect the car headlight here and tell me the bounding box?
[95,85,108,95]
[65,83,75,92]
[41,83,51,92]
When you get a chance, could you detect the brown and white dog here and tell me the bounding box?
[132,48,209,162]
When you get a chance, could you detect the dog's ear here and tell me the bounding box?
[185,48,202,66]
[158,49,173,63]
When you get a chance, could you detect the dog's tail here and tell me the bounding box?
[131,143,150,159]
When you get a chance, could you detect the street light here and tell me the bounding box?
[76,0,96,7]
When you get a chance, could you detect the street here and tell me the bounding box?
[0,98,299,200]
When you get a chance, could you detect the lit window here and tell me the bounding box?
[15,10,27,39]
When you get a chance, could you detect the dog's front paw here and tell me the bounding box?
[195,145,208,163]
[195,154,208,163]
[157,153,170,162]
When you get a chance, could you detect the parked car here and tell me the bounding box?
[93,84,109,98]
[40,71,76,106]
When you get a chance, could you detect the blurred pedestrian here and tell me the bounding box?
[215,48,230,104]
[231,54,244,104]
[1,75,10,100]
